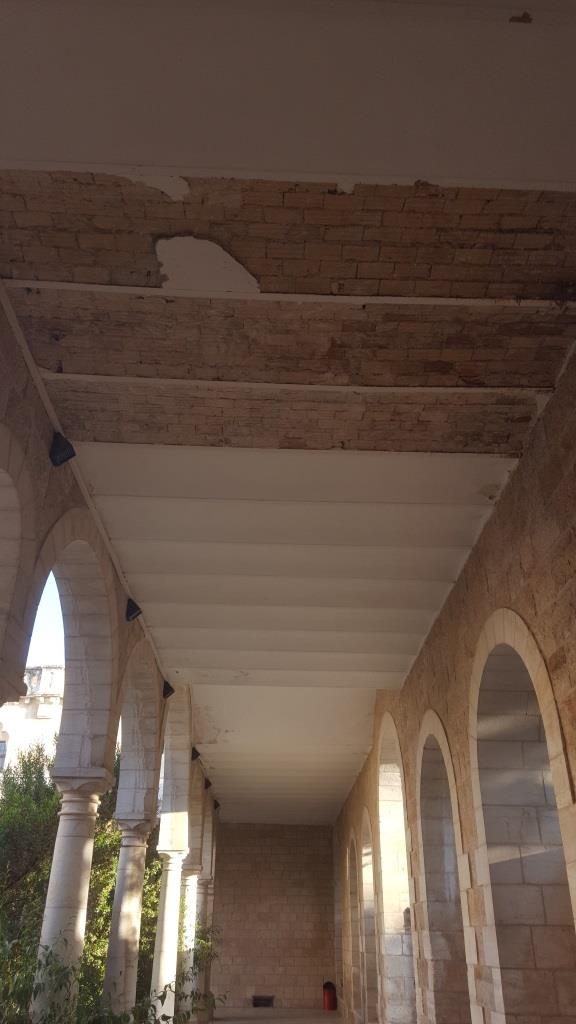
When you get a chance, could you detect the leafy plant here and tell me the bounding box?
[0,748,222,1022]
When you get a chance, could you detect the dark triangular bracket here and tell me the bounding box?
[125,597,142,622]
[49,431,76,467]
[163,680,175,699]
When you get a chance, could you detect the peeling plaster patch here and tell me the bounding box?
[156,236,261,294]
[122,172,190,200]
[336,180,356,195]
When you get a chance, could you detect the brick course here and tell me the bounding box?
[2,172,576,299]
[45,376,539,454]
[12,287,576,390]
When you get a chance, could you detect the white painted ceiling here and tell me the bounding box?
[76,443,515,823]
[2,0,576,189]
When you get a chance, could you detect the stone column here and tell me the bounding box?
[103,821,151,1013]
[195,875,211,1013]
[31,777,109,1018]
[151,850,186,1017]
[178,869,200,1011]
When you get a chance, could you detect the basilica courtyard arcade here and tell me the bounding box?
[1,2,576,1022]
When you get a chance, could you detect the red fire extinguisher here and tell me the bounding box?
[323,981,337,1011]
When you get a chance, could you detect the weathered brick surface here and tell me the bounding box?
[211,824,334,1008]
[12,287,576,389]
[46,376,539,454]
[335,349,576,1023]
[2,172,576,299]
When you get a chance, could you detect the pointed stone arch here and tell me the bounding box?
[24,507,121,783]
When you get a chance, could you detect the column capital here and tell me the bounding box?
[116,820,153,845]
[52,769,114,800]
[182,858,202,876]
[157,849,187,866]
[54,787,101,819]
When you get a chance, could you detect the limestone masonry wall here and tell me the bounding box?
[212,823,335,1008]
[336,349,576,1024]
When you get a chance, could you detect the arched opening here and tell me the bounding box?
[420,733,472,1024]
[360,810,379,1024]
[26,572,65,670]
[349,838,364,1024]
[476,643,576,1024]
[0,572,66,769]
[21,514,121,990]
[378,715,416,1024]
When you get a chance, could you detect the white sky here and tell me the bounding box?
[26,572,65,667]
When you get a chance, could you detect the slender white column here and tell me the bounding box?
[203,878,216,1012]
[151,850,186,1017]
[103,822,151,1013]
[31,780,105,1018]
[195,876,211,1000]
[178,869,199,1012]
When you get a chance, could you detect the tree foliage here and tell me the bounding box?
[0,747,163,1020]
[0,746,220,1022]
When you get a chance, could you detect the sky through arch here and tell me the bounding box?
[26,572,65,667]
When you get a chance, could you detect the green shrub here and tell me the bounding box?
[0,748,221,1021]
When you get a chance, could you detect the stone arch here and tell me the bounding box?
[469,610,576,1024]
[416,710,475,1024]
[348,831,364,1024]
[360,808,379,1024]
[376,712,416,1024]
[24,507,121,783]
[115,638,164,826]
[0,422,36,702]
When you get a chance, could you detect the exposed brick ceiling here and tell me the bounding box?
[2,172,576,299]
[2,170,576,456]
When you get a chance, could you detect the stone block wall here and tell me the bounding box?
[335,350,576,1024]
[211,823,335,1008]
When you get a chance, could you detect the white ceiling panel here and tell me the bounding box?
[77,444,513,506]
[75,443,516,823]
[126,574,452,609]
[164,649,413,673]
[114,540,468,581]
[142,603,434,633]
[98,496,490,547]
[153,628,422,655]
[159,668,405,690]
